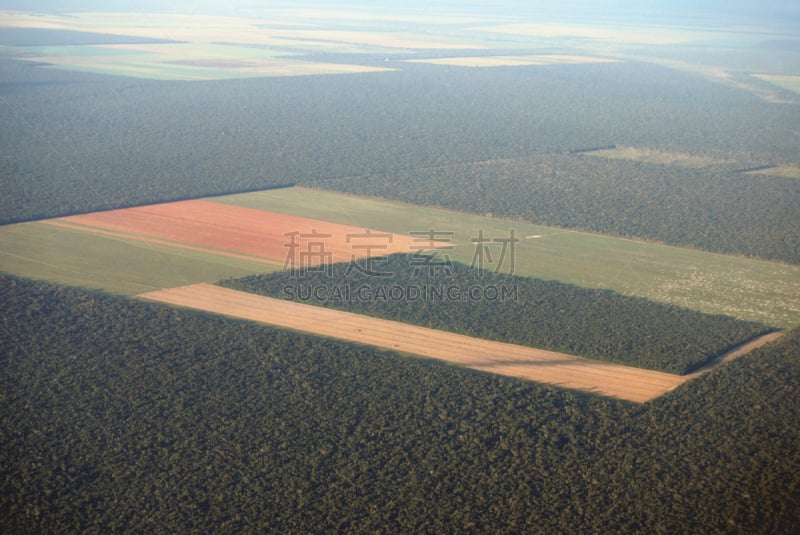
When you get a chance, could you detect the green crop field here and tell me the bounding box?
[0,222,278,295]
[214,187,800,328]
[753,74,800,95]
[1,186,797,327]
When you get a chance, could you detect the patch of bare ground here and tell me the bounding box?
[54,199,428,268]
[140,283,693,403]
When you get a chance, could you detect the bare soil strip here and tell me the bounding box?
[140,283,694,403]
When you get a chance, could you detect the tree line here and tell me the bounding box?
[310,153,800,264]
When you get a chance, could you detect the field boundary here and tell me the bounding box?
[140,283,699,403]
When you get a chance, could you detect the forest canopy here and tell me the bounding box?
[219,254,773,375]
[2,274,798,533]
[2,59,798,263]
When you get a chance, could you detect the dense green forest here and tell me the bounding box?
[3,19,798,534]
[2,57,799,263]
[219,254,772,374]
[310,153,800,264]
[2,275,798,533]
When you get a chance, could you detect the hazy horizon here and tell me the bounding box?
[2,0,799,25]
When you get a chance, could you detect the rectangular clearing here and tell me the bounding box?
[55,199,424,267]
[139,283,690,403]
[582,145,731,168]
[0,198,431,294]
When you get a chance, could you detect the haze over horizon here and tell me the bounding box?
[2,0,799,25]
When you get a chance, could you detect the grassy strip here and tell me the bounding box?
[213,187,800,328]
[0,221,279,294]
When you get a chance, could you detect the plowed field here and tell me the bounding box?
[55,199,424,269]
[140,283,692,403]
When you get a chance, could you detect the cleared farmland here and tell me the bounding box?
[753,74,800,95]
[213,187,800,328]
[0,198,429,295]
[581,146,799,178]
[0,221,273,294]
[746,165,800,180]
[582,146,731,168]
[475,22,728,46]
[139,283,691,403]
[1,187,797,327]
[0,10,481,52]
[0,10,477,80]
[404,54,617,68]
[16,43,394,81]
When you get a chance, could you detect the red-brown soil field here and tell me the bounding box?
[54,199,425,267]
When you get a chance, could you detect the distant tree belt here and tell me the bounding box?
[568,144,617,153]
[2,274,798,533]
[308,154,800,265]
[2,60,798,265]
[732,164,777,173]
[218,254,771,375]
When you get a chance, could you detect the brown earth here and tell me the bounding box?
[42,220,284,267]
[57,200,427,268]
[139,283,693,403]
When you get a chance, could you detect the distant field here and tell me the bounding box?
[404,54,617,68]
[140,283,690,403]
[214,187,800,328]
[0,198,426,295]
[475,22,716,46]
[12,42,394,81]
[753,74,800,95]
[583,146,730,168]
[584,147,799,177]
[268,29,481,51]
[747,165,800,179]
[0,10,479,80]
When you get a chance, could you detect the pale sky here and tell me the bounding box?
[1,0,798,24]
